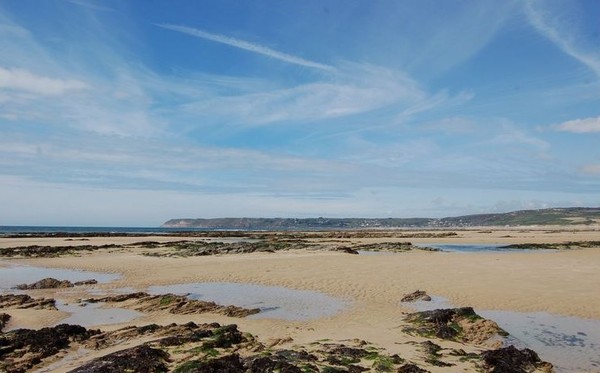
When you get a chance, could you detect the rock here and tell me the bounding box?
[401,290,431,302]
[203,324,244,348]
[347,365,369,373]
[246,356,302,373]
[328,345,370,361]
[14,277,98,290]
[333,247,360,254]
[0,294,56,310]
[0,313,10,331]
[458,317,507,347]
[175,354,245,373]
[0,324,99,373]
[403,307,507,344]
[418,340,453,367]
[68,344,169,373]
[397,364,430,373]
[349,242,416,253]
[0,244,120,258]
[87,292,260,318]
[15,277,74,290]
[86,322,218,350]
[481,345,554,373]
[274,349,318,362]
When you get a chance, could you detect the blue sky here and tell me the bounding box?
[1,0,599,226]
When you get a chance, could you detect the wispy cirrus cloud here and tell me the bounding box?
[157,23,336,72]
[0,66,88,95]
[555,116,600,133]
[180,63,429,127]
[67,0,115,12]
[525,0,600,78]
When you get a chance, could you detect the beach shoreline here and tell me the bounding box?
[1,228,599,372]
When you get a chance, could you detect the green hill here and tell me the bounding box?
[162,207,600,229]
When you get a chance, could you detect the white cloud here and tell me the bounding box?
[157,24,336,72]
[525,0,600,78]
[182,63,426,126]
[0,66,88,95]
[488,121,550,151]
[67,0,115,12]
[555,116,600,133]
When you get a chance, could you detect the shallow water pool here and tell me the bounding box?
[55,300,142,327]
[148,282,348,321]
[415,243,559,253]
[0,261,120,291]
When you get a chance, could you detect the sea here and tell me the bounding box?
[0,226,211,234]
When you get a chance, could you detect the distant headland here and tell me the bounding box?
[162,207,600,229]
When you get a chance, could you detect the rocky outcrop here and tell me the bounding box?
[481,345,554,373]
[246,355,303,373]
[397,364,431,373]
[15,277,97,290]
[68,344,169,373]
[0,318,555,373]
[0,294,56,310]
[403,307,507,346]
[0,313,10,331]
[86,292,260,317]
[0,244,120,258]
[0,324,100,373]
[401,290,431,302]
[142,240,316,257]
[332,247,360,254]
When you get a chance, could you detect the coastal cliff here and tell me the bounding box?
[162,207,600,229]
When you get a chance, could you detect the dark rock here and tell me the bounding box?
[0,244,120,258]
[0,313,10,331]
[68,344,169,373]
[397,364,430,373]
[329,345,370,360]
[403,307,505,345]
[0,324,99,373]
[347,365,369,373]
[333,247,360,254]
[86,322,216,351]
[274,349,318,362]
[246,356,302,373]
[348,242,416,253]
[175,354,245,373]
[401,290,431,302]
[86,292,148,303]
[417,307,478,324]
[16,277,74,290]
[12,276,95,290]
[87,292,260,317]
[481,345,553,373]
[320,344,371,366]
[0,294,56,310]
[203,324,243,348]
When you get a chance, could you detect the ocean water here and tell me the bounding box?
[0,226,210,234]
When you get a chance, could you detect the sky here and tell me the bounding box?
[1,0,599,226]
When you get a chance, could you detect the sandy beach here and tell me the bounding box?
[1,228,600,372]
